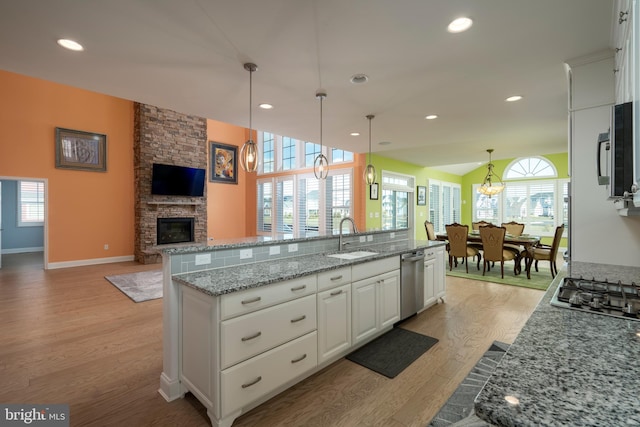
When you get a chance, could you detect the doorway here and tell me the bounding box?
[0,177,47,270]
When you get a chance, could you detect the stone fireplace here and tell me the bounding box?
[133,103,208,264]
[157,217,195,245]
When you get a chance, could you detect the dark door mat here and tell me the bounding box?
[427,341,510,426]
[346,327,439,379]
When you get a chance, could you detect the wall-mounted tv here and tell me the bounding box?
[151,163,206,197]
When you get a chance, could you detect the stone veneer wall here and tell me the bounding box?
[134,103,208,264]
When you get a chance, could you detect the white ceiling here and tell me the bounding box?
[0,0,615,175]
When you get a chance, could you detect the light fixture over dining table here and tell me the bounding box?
[478,148,505,197]
[239,63,259,173]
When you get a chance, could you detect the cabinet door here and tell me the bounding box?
[317,284,351,363]
[378,271,400,329]
[423,258,436,309]
[435,247,446,298]
[351,278,378,344]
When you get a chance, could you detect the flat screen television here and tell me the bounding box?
[151,163,206,197]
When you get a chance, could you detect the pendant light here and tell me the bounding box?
[478,149,505,197]
[364,114,376,185]
[314,90,329,180]
[239,63,259,172]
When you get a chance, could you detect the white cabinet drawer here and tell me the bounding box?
[317,266,351,291]
[351,256,400,282]
[221,294,317,369]
[221,331,317,416]
[220,275,317,320]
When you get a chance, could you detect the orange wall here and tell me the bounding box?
[0,70,135,264]
[206,120,256,239]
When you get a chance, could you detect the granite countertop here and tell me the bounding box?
[172,239,445,296]
[474,261,640,426]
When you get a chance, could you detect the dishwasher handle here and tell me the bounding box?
[402,251,425,262]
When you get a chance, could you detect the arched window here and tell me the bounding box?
[504,156,557,179]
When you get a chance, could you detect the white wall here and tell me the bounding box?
[568,53,640,266]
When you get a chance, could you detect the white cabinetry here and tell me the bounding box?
[422,245,446,311]
[317,284,351,363]
[351,257,400,345]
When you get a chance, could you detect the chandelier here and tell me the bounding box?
[363,114,376,185]
[239,63,259,172]
[313,91,329,180]
[478,149,505,197]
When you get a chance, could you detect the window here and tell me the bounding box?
[18,180,44,226]
[381,172,414,231]
[257,180,273,232]
[281,137,296,170]
[472,156,566,237]
[262,132,275,173]
[305,142,321,168]
[331,148,353,164]
[328,172,351,234]
[428,180,461,233]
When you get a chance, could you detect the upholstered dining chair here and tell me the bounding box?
[501,221,526,256]
[479,224,519,278]
[472,220,492,231]
[445,223,480,273]
[424,220,437,241]
[524,224,565,279]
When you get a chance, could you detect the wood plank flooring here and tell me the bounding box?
[0,255,544,426]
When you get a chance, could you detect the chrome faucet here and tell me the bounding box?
[338,217,358,250]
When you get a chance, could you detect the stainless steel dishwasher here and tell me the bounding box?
[400,250,425,321]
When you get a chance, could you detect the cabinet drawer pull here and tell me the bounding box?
[330,289,343,296]
[290,315,306,323]
[330,275,343,281]
[290,285,306,292]
[241,331,262,342]
[291,354,307,364]
[241,376,262,389]
[241,296,261,305]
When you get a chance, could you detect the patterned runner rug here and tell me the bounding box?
[104,270,163,302]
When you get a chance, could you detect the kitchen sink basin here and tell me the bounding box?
[326,250,378,260]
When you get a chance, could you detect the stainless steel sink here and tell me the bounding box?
[326,251,378,260]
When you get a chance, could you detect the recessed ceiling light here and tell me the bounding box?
[350,74,369,84]
[258,103,273,109]
[57,38,84,51]
[447,17,473,33]
[425,115,438,120]
[506,95,523,102]
[379,141,391,146]
[504,395,520,405]
[350,132,360,136]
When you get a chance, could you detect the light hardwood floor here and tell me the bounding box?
[0,255,544,427]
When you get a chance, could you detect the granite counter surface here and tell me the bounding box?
[172,239,444,296]
[474,261,640,426]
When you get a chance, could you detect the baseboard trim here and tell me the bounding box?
[48,255,135,270]
[1,247,44,254]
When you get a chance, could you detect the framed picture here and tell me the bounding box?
[417,186,427,205]
[370,183,379,200]
[55,127,107,172]
[210,142,238,184]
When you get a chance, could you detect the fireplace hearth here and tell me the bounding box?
[157,218,195,245]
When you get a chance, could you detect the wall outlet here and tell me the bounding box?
[367,235,373,242]
[239,248,253,259]
[103,244,109,250]
[390,232,395,239]
[369,212,373,218]
[269,246,281,255]
[288,243,298,252]
[359,236,366,243]
[374,212,379,218]
[195,253,211,265]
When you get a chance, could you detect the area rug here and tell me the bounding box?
[346,327,438,379]
[104,270,163,302]
[446,260,552,291]
[427,341,510,427]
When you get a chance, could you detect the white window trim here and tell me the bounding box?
[503,156,557,180]
[381,170,415,232]
[17,180,45,227]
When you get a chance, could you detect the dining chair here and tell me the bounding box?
[472,220,493,231]
[479,224,519,278]
[501,221,526,255]
[524,224,565,279]
[424,220,437,241]
[445,223,480,273]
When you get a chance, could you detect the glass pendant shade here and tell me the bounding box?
[240,63,259,173]
[478,149,505,197]
[364,114,376,185]
[314,91,329,180]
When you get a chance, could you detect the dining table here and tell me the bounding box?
[435,231,541,275]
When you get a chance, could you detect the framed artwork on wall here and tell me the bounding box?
[210,141,238,184]
[370,183,379,200]
[55,127,107,172]
[417,186,427,205]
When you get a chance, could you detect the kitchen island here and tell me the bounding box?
[474,261,640,426]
